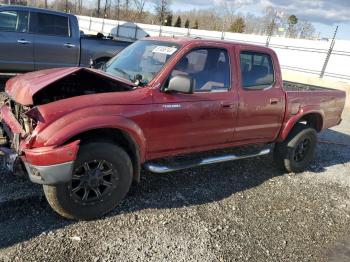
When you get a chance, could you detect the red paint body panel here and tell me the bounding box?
[5,67,136,105]
[233,44,286,142]
[1,37,346,168]
[277,89,346,141]
[22,140,80,166]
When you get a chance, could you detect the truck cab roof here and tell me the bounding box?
[144,36,273,52]
[0,5,76,18]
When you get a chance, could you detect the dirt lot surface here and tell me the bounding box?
[0,76,349,261]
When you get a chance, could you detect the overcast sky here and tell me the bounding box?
[147,0,350,40]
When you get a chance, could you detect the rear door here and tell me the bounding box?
[32,12,79,70]
[234,49,285,142]
[0,9,34,72]
[149,44,238,157]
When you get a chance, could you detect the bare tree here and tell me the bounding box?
[173,9,221,31]
[133,0,146,20]
[298,21,316,39]
[220,0,243,30]
[103,0,110,17]
[154,0,171,25]
[97,0,101,17]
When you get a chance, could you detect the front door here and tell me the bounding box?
[0,9,34,72]
[32,12,79,70]
[149,46,238,157]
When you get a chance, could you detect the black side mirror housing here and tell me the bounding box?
[166,75,194,94]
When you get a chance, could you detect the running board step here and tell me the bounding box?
[144,148,271,174]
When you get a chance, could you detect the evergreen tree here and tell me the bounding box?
[193,19,199,29]
[174,16,182,27]
[229,17,245,33]
[165,14,173,26]
[184,18,190,28]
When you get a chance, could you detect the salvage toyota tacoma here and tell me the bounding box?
[0,37,346,220]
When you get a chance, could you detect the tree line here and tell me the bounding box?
[2,0,316,39]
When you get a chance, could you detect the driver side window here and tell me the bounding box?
[167,48,231,92]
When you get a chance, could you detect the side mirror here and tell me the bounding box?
[166,75,194,94]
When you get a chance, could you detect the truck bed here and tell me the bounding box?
[283,81,332,92]
[283,80,345,130]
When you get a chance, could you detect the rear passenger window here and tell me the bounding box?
[168,48,231,92]
[240,51,274,89]
[0,10,29,33]
[36,13,69,36]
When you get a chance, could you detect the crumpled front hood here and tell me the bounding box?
[5,67,136,105]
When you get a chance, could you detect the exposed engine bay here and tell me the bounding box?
[32,69,134,105]
[3,97,34,135]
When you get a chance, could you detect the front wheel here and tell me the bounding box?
[44,142,133,220]
[274,124,317,173]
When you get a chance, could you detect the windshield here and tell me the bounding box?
[103,40,180,85]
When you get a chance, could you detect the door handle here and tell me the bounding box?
[64,43,76,48]
[221,102,234,109]
[17,39,31,44]
[270,98,279,105]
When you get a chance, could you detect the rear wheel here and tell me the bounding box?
[44,142,132,220]
[93,58,109,69]
[274,124,317,173]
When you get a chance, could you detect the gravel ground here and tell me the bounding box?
[0,76,349,261]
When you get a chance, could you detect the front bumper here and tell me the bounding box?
[20,140,80,185]
[24,161,74,185]
[0,140,80,185]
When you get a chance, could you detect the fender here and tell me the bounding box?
[33,111,147,162]
[277,105,325,142]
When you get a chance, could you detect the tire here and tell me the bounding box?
[44,142,133,220]
[274,123,317,173]
[93,58,109,69]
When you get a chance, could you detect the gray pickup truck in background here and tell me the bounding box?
[0,5,131,73]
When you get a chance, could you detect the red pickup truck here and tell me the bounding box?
[0,37,346,220]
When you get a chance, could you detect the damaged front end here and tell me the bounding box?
[0,95,33,176]
[0,67,135,184]
[0,95,80,184]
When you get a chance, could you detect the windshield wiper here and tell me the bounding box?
[113,67,132,81]
[100,63,107,72]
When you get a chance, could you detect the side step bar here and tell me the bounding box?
[144,148,271,174]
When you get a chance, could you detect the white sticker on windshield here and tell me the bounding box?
[152,46,177,55]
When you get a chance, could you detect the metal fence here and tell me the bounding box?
[77,15,350,82]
